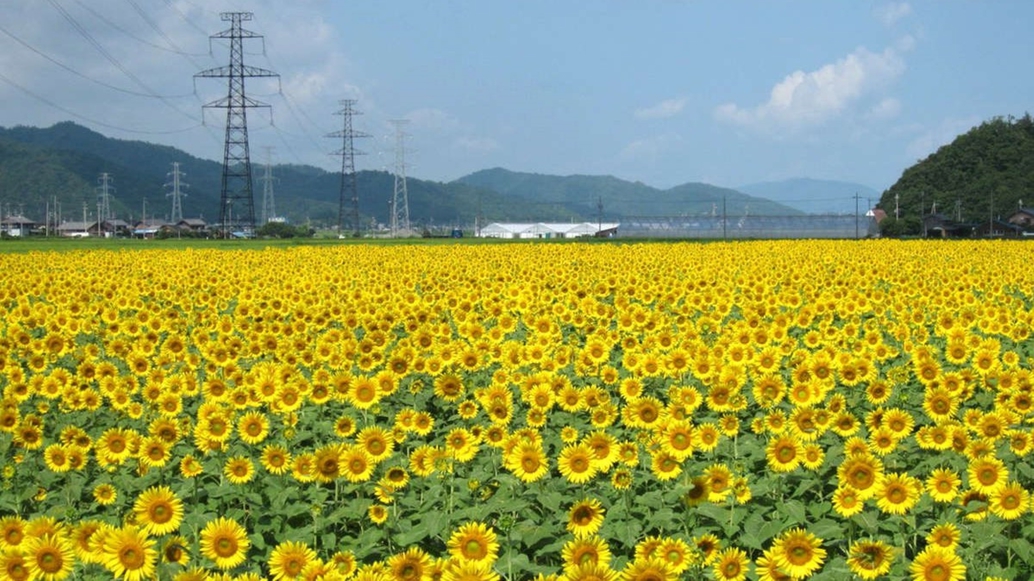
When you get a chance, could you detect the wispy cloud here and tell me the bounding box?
[453,135,499,153]
[634,98,687,120]
[714,45,906,131]
[874,2,912,27]
[866,97,902,121]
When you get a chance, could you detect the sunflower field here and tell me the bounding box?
[1,240,1033,581]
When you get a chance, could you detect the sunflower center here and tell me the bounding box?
[120,547,145,569]
[216,537,238,558]
[151,503,171,523]
[37,550,62,573]
[463,540,486,560]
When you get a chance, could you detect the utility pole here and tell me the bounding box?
[920,191,927,238]
[389,119,411,237]
[894,192,899,220]
[327,99,368,237]
[259,147,277,225]
[195,12,279,237]
[853,192,861,239]
[597,196,603,236]
[722,195,727,241]
[955,198,962,222]
[166,162,188,224]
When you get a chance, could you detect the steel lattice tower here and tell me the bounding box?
[327,100,369,237]
[260,146,277,224]
[390,119,410,237]
[165,162,188,223]
[96,173,114,222]
[195,12,279,236]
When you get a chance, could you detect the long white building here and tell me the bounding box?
[478,222,619,239]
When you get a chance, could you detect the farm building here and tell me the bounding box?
[478,222,619,239]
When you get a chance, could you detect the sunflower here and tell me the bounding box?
[223,456,255,485]
[340,446,376,483]
[766,435,802,473]
[92,483,118,506]
[704,463,734,503]
[0,549,28,581]
[101,525,157,581]
[875,472,921,515]
[831,486,864,518]
[161,536,190,565]
[846,539,894,580]
[650,451,683,482]
[562,536,612,573]
[260,444,292,475]
[199,517,250,570]
[368,504,389,525]
[837,454,883,500]
[387,547,431,581]
[925,468,961,502]
[712,547,750,581]
[441,558,500,581]
[925,523,960,551]
[770,528,826,579]
[357,426,395,461]
[755,548,791,581]
[988,481,1029,520]
[132,485,184,536]
[558,443,598,485]
[505,442,549,483]
[24,533,74,581]
[446,521,499,565]
[655,537,695,575]
[908,547,965,581]
[268,541,317,581]
[567,498,606,538]
[967,456,1007,494]
[236,411,269,445]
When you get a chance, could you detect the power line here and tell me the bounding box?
[0,70,202,135]
[123,0,209,69]
[71,0,211,59]
[46,0,201,124]
[0,24,195,99]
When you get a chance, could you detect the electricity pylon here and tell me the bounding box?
[327,99,369,237]
[260,146,277,224]
[195,12,279,237]
[165,162,188,223]
[390,119,410,237]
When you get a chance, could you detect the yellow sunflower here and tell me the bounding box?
[562,536,612,573]
[846,539,894,580]
[557,443,598,485]
[446,521,499,565]
[875,472,921,515]
[101,525,157,581]
[770,528,826,579]
[387,547,431,581]
[566,498,605,538]
[23,533,74,581]
[908,547,965,581]
[711,547,749,581]
[132,485,184,536]
[199,517,250,570]
[268,541,317,581]
[223,456,255,485]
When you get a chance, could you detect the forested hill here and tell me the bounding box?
[879,115,1034,225]
[0,122,568,227]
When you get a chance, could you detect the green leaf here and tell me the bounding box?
[1008,537,1034,565]
[779,499,807,525]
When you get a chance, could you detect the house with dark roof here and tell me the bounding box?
[1007,207,1034,230]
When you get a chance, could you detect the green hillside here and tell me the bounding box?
[878,114,1034,232]
[456,168,804,218]
[0,122,571,228]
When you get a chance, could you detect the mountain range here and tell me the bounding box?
[0,122,877,228]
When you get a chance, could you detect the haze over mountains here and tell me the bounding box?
[0,122,877,227]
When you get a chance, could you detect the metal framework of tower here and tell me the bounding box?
[327,99,369,237]
[390,119,410,237]
[195,12,279,236]
[260,146,277,224]
[96,173,114,222]
[165,162,188,223]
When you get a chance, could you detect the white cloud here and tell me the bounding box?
[619,133,682,161]
[866,97,902,120]
[905,116,981,161]
[874,2,912,27]
[714,45,906,131]
[634,98,687,120]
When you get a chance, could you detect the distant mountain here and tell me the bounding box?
[457,168,803,218]
[736,178,880,215]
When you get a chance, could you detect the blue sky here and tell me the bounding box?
[1,1,1032,193]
